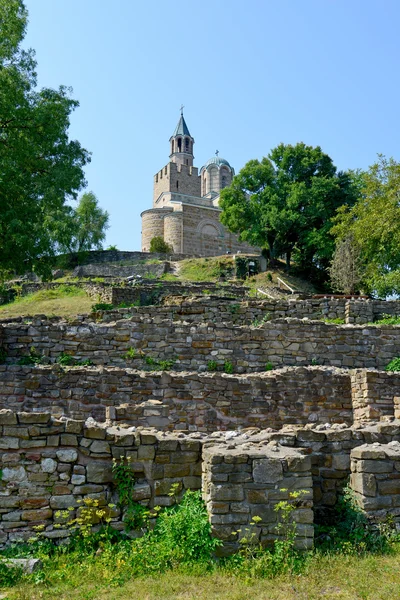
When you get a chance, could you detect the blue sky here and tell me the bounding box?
[23,0,400,251]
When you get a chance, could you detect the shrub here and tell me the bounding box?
[149,236,173,254]
[224,361,234,374]
[386,357,400,372]
[17,346,45,366]
[207,360,218,372]
[265,362,273,371]
[91,302,114,312]
[56,353,93,367]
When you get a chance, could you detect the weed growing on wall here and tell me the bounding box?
[17,346,45,366]
[112,457,150,530]
[385,357,400,372]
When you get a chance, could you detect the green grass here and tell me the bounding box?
[178,256,235,282]
[0,286,92,319]
[4,547,400,600]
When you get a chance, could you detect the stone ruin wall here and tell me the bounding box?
[1,316,400,372]
[2,411,400,552]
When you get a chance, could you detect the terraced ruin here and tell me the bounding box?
[1,253,400,555]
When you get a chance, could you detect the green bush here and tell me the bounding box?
[17,346,45,366]
[207,360,218,372]
[224,361,234,374]
[91,302,114,312]
[56,353,93,367]
[149,236,173,254]
[265,362,274,371]
[386,357,400,372]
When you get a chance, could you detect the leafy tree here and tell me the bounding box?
[56,192,109,253]
[0,0,90,278]
[149,236,173,254]
[332,155,400,297]
[219,143,359,281]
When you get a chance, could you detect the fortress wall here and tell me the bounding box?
[1,318,400,371]
[0,366,353,430]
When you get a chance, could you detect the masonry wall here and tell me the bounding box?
[2,318,400,371]
[0,411,202,546]
[0,365,353,430]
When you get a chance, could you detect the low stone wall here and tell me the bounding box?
[56,250,197,266]
[0,365,353,430]
[1,317,400,371]
[0,410,202,546]
[73,262,168,279]
[202,444,314,555]
[350,443,400,523]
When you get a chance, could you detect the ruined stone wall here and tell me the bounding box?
[0,410,202,546]
[2,318,400,371]
[351,370,400,423]
[73,262,168,279]
[0,365,353,430]
[350,443,400,524]
[202,445,314,555]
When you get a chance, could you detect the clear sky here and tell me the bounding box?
[23,0,400,251]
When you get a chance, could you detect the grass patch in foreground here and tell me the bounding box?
[0,286,92,319]
[178,256,235,282]
[5,549,400,600]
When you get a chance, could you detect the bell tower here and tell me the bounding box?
[169,106,194,167]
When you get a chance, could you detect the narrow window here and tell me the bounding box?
[177,138,182,152]
[176,180,179,190]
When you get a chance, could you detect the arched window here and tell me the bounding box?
[185,137,189,152]
[177,138,182,152]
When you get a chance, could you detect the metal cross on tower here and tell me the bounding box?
[180,104,184,115]
[215,150,219,156]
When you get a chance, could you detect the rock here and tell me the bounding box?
[41,458,57,473]
[56,449,78,463]
[4,558,42,574]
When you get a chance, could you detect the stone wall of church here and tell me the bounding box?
[153,163,201,203]
[141,208,172,252]
[181,205,258,256]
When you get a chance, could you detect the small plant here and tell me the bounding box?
[123,347,137,360]
[265,362,274,371]
[145,356,175,371]
[386,357,400,372]
[0,559,23,587]
[310,357,319,366]
[252,313,271,327]
[374,313,400,325]
[17,346,45,365]
[56,353,93,367]
[267,272,273,282]
[112,457,149,530]
[323,317,345,324]
[223,361,234,374]
[207,360,218,372]
[228,303,240,314]
[91,302,114,312]
[0,348,7,364]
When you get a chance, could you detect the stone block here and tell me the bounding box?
[350,472,376,497]
[253,459,283,484]
[56,449,78,463]
[86,462,113,483]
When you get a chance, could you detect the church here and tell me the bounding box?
[141,111,258,256]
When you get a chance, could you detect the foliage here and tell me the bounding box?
[144,356,175,371]
[220,143,360,281]
[315,483,398,554]
[252,313,271,326]
[56,352,93,367]
[179,256,233,282]
[329,234,364,294]
[0,559,23,587]
[17,346,44,365]
[0,347,7,363]
[374,314,400,325]
[0,0,90,277]
[149,236,173,254]
[207,360,218,372]
[332,156,400,297]
[385,357,400,372]
[112,457,149,530]
[323,317,345,324]
[223,361,234,374]
[55,192,109,255]
[91,302,114,312]
[265,362,273,371]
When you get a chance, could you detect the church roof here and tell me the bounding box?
[172,114,191,138]
[200,156,232,172]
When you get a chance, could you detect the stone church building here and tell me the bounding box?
[141,112,258,256]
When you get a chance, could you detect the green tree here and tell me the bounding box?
[149,236,173,254]
[58,192,109,253]
[332,155,400,297]
[219,143,359,281]
[0,0,90,278]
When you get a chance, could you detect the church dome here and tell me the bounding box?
[200,156,233,173]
